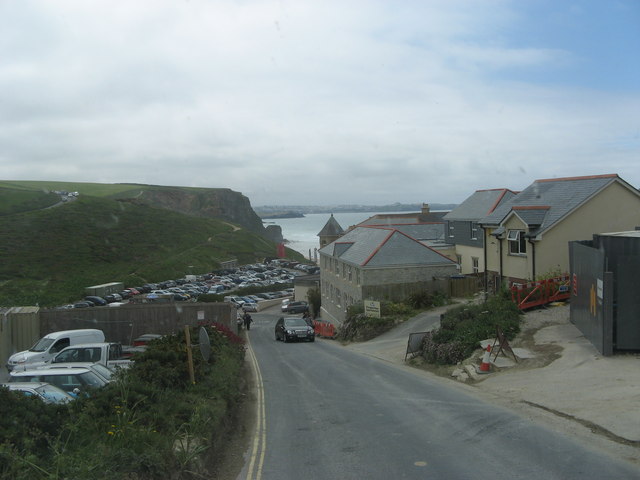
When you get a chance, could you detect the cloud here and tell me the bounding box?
[0,0,638,205]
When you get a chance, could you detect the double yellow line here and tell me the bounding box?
[245,335,266,479]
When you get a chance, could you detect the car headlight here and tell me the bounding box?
[286,329,294,334]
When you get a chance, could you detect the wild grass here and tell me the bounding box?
[0,195,298,306]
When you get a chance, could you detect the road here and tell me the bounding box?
[239,308,640,480]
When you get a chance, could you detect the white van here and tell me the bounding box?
[6,329,105,372]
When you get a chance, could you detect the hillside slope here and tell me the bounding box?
[0,180,283,243]
[0,195,301,307]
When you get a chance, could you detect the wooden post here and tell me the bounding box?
[184,325,195,384]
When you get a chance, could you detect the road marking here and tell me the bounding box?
[246,335,266,480]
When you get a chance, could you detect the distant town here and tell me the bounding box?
[254,203,458,218]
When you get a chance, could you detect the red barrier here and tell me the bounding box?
[313,320,336,338]
[511,275,570,310]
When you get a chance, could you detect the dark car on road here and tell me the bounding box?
[275,317,315,343]
[286,301,309,314]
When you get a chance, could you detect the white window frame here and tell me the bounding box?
[507,230,526,255]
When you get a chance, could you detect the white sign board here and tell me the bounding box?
[364,300,381,318]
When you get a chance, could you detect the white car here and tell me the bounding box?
[281,298,290,312]
[242,303,258,312]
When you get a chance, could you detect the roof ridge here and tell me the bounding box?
[535,174,618,183]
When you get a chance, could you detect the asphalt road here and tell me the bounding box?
[241,308,640,480]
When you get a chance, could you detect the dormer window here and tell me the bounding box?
[507,230,527,255]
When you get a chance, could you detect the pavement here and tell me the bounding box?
[342,299,640,462]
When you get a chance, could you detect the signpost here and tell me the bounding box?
[364,300,381,318]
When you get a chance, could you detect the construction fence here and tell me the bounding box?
[510,275,571,310]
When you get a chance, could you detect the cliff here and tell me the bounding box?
[130,187,283,243]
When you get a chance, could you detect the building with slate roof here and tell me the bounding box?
[318,225,457,323]
[479,174,640,291]
[354,203,455,260]
[317,214,345,248]
[443,189,518,275]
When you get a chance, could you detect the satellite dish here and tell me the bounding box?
[198,327,211,362]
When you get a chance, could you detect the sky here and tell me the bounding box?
[1,0,639,206]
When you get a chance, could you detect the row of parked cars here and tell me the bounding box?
[3,329,160,404]
[59,260,313,310]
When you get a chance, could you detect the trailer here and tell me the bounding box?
[85,282,124,297]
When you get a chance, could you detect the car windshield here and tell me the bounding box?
[91,364,113,380]
[284,319,308,328]
[35,384,74,404]
[30,337,54,352]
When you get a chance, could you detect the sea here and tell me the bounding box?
[263,212,403,262]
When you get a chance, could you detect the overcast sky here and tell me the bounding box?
[1,1,639,206]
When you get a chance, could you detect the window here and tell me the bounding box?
[507,230,526,255]
[355,268,360,285]
[335,261,340,276]
[348,265,352,282]
[456,254,462,266]
[448,221,454,238]
[342,262,347,279]
[472,257,479,274]
[471,222,478,240]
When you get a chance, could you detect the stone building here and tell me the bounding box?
[319,225,457,324]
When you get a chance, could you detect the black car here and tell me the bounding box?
[275,317,315,343]
[286,301,309,314]
[84,296,107,306]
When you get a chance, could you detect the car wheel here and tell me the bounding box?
[310,337,315,342]
[283,334,288,343]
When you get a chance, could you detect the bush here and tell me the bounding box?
[420,294,521,365]
[0,323,246,479]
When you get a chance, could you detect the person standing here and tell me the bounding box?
[243,312,253,331]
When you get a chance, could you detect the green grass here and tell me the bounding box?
[0,195,302,307]
[0,187,60,215]
[0,180,224,199]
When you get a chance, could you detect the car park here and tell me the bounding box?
[275,317,315,343]
[1,382,76,404]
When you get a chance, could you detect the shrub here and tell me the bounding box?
[421,294,521,365]
[1,323,247,479]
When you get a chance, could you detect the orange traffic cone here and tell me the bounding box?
[478,345,492,374]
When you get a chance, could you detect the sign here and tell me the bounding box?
[364,300,381,318]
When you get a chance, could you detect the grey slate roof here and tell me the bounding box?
[318,226,455,267]
[358,211,446,226]
[317,214,344,237]
[480,174,638,235]
[443,189,518,221]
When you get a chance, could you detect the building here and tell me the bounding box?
[319,225,457,324]
[570,230,640,355]
[317,214,345,248]
[443,189,517,275]
[480,174,640,291]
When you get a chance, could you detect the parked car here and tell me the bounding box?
[242,302,258,312]
[287,301,309,314]
[6,329,105,372]
[275,317,315,343]
[281,298,291,312]
[85,295,108,306]
[9,367,108,395]
[1,382,76,404]
[41,362,114,383]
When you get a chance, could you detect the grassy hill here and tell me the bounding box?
[0,192,303,307]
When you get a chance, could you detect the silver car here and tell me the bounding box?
[1,382,76,404]
[9,366,107,395]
